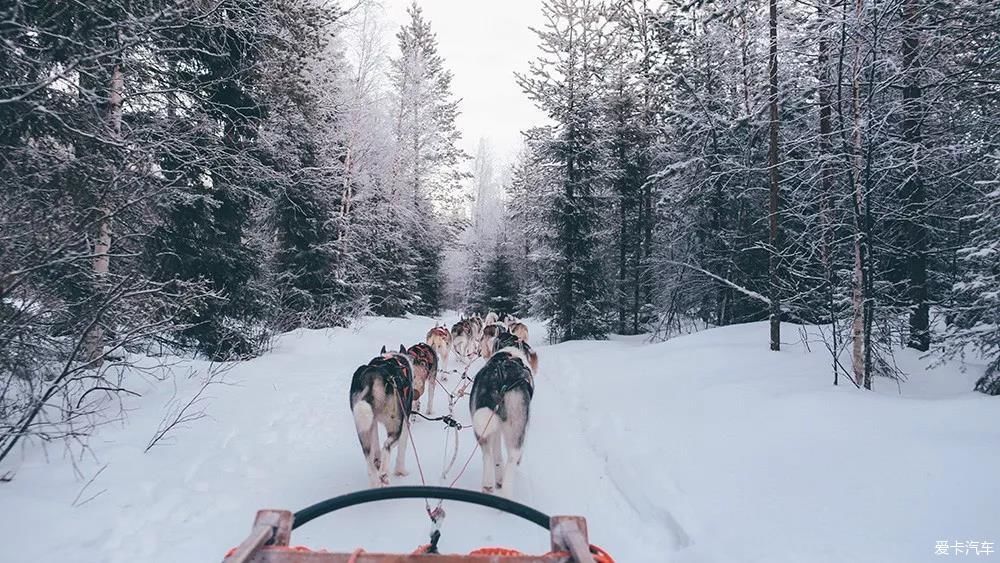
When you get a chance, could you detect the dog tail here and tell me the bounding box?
[352,388,375,434]
[472,407,500,442]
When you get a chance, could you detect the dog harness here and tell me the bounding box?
[494,352,535,400]
[407,343,437,369]
[369,355,413,408]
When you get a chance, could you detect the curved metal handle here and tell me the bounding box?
[292,486,552,530]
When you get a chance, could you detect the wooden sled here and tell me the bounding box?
[221,486,613,563]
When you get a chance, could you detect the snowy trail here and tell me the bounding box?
[0,315,674,562]
[3,314,1000,563]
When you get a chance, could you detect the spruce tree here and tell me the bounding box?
[387,1,468,316]
[261,3,349,329]
[517,0,612,341]
[475,250,521,317]
[947,154,1000,394]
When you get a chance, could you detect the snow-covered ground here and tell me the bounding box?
[2,314,998,563]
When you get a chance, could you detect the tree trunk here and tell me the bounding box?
[849,0,870,389]
[818,0,838,384]
[902,0,929,351]
[767,0,781,352]
[618,186,628,334]
[82,60,123,366]
[564,145,576,341]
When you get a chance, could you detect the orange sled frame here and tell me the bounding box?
[221,486,613,563]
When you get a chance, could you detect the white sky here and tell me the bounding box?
[378,0,551,166]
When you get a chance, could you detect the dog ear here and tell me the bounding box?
[380,345,387,354]
[399,344,406,353]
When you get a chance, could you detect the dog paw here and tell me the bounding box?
[394,468,409,477]
[482,486,494,493]
[379,473,390,486]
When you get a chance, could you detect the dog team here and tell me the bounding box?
[348,312,536,498]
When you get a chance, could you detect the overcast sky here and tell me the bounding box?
[378,0,551,166]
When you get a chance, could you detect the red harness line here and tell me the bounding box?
[391,349,488,541]
[396,391,428,488]
[447,397,499,488]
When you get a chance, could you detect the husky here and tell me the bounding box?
[407,342,439,415]
[349,345,415,487]
[479,322,510,358]
[469,345,535,498]
[487,331,538,375]
[451,316,483,361]
[468,314,484,339]
[425,325,451,370]
[484,311,499,325]
[450,318,473,360]
[508,321,529,343]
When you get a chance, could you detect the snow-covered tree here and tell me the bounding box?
[261,4,354,331]
[381,1,469,316]
[518,0,614,342]
[947,153,1000,394]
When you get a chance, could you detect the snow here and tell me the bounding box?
[2,315,998,563]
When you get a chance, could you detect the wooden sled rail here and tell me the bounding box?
[221,487,599,563]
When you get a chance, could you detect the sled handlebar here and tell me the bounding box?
[292,485,551,530]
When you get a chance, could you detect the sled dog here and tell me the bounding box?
[450,318,473,360]
[484,311,499,325]
[468,314,484,340]
[469,345,535,499]
[426,325,451,369]
[479,322,510,358]
[451,316,483,361]
[407,342,439,415]
[508,321,529,343]
[488,331,538,375]
[349,345,414,487]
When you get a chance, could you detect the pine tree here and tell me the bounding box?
[507,130,561,319]
[261,3,350,330]
[145,0,341,358]
[475,250,521,317]
[357,192,419,317]
[518,0,612,342]
[604,0,662,335]
[387,1,469,316]
[947,153,1000,394]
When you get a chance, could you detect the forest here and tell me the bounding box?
[1,0,999,467]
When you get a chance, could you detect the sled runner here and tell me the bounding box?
[221,486,614,563]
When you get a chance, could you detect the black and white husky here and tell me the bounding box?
[469,343,535,498]
[350,345,415,488]
[485,331,539,375]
